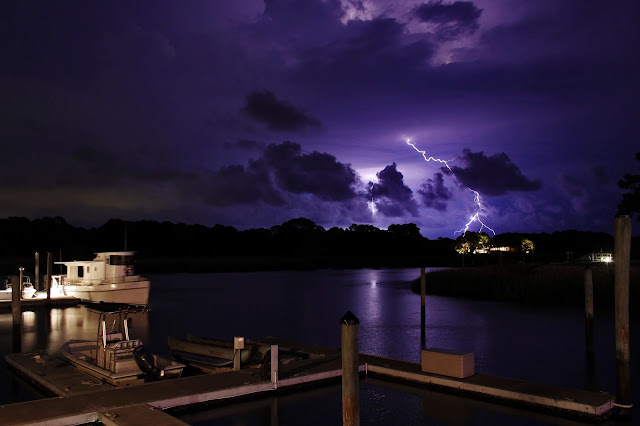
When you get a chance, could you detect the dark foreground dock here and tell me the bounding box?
[2,338,615,425]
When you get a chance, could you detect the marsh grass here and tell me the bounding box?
[412,264,639,308]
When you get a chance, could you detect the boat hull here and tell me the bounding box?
[61,339,184,387]
[63,280,150,305]
[0,289,37,301]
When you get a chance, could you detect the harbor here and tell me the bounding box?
[0,264,636,425]
[3,336,615,425]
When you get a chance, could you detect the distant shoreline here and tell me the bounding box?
[410,263,639,308]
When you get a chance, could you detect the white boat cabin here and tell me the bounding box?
[56,251,138,285]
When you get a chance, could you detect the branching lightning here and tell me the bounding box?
[405,139,496,236]
[368,181,377,215]
[454,189,495,236]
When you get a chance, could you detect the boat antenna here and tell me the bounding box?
[124,221,128,251]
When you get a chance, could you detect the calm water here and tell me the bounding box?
[0,268,637,425]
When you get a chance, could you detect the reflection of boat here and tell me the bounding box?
[51,251,150,305]
[0,277,37,300]
[60,307,184,387]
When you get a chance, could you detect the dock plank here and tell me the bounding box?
[2,345,616,425]
[362,354,614,418]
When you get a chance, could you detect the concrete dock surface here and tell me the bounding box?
[2,338,615,425]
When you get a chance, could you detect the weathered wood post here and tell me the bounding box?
[614,215,632,417]
[233,336,244,371]
[584,267,594,357]
[271,344,279,389]
[341,311,360,426]
[11,273,22,352]
[46,251,53,300]
[35,252,40,291]
[420,267,426,348]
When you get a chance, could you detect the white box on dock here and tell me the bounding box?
[421,348,474,378]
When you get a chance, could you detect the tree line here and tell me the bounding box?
[1,216,637,274]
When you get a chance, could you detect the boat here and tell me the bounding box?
[60,306,184,387]
[0,277,37,300]
[51,251,150,305]
[168,335,313,374]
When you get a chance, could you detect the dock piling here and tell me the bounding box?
[233,337,244,371]
[420,267,426,348]
[341,311,360,426]
[46,252,52,300]
[271,344,279,389]
[35,252,40,291]
[584,267,594,358]
[614,215,632,417]
[11,273,21,353]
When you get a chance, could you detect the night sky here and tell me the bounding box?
[2,1,639,238]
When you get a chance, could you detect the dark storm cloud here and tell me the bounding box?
[69,146,193,185]
[196,141,360,208]
[223,139,266,151]
[261,0,343,41]
[294,17,436,92]
[414,1,482,41]
[417,172,453,211]
[262,141,359,201]
[448,148,541,196]
[199,164,285,207]
[372,163,419,217]
[242,90,322,131]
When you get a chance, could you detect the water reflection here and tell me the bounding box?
[177,378,596,426]
[0,268,637,425]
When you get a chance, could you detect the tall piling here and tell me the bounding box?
[35,252,40,291]
[46,252,53,300]
[11,273,22,353]
[341,311,360,426]
[420,267,426,348]
[584,267,594,357]
[614,215,632,417]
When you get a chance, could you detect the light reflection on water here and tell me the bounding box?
[0,268,637,424]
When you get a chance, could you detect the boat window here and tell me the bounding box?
[78,266,84,277]
[110,255,134,265]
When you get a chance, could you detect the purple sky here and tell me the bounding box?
[2,1,639,238]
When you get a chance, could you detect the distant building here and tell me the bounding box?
[489,246,516,253]
[582,252,613,263]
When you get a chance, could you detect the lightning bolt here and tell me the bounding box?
[406,139,496,236]
[454,189,495,236]
[406,139,453,172]
[368,181,377,215]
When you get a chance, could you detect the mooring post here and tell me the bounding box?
[46,251,52,300]
[420,267,426,347]
[584,267,594,358]
[11,274,21,353]
[34,252,40,291]
[271,344,279,388]
[341,311,360,426]
[614,215,632,417]
[233,336,244,371]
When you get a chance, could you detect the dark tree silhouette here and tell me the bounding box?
[618,152,640,220]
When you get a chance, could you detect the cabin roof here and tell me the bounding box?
[54,251,137,265]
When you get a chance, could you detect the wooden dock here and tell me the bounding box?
[0,297,80,311]
[1,338,615,425]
